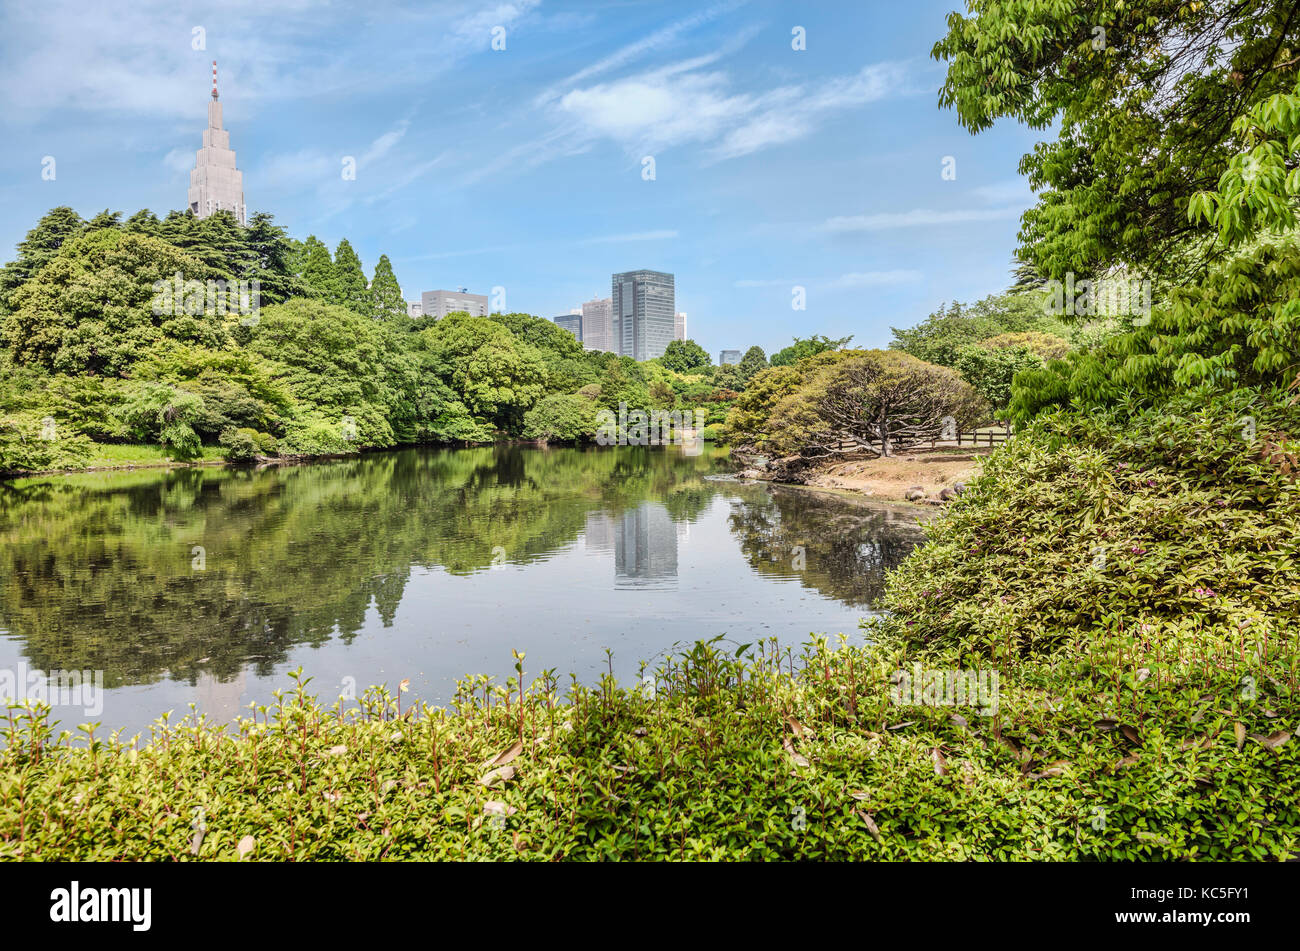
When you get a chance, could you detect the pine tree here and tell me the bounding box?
[191,211,251,278]
[369,254,406,320]
[158,210,200,259]
[333,239,369,314]
[244,212,304,306]
[299,236,335,300]
[123,209,162,236]
[0,206,85,313]
[85,209,122,232]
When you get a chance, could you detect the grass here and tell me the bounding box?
[81,443,226,468]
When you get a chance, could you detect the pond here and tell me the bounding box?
[0,445,927,737]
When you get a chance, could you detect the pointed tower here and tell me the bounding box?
[187,61,246,224]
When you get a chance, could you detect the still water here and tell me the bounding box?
[0,445,925,736]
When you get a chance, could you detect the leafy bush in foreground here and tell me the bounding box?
[884,389,1300,658]
[2,614,1295,861]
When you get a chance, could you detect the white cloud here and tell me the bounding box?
[554,58,909,163]
[163,146,194,179]
[361,121,409,167]
[823,207,1022,233]
[452,1,542,42]
[535,1,746,105]
[0,0,541,120]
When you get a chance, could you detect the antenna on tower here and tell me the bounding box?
[211,60,219,100]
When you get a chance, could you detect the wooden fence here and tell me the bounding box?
[829,424,1014,455]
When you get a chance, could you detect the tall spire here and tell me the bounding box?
[189,60,245,224]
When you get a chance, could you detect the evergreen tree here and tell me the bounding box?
[333,239,369,314]
[737,345,768,383]
[369,254,406,320]
[299,236,335,299]
[0,206,86,313]
[123,209,162,236]
[192,211,251,278]
[244,212,304,307]
[158,210,200,259]
[84,209,122,232]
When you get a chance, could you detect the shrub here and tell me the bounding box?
[218,427,261,463]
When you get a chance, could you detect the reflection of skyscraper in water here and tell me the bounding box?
[583,510,616,553]
[614,502,678,588]
[195,668,247,725]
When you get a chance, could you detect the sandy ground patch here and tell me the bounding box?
[803,452,982,502]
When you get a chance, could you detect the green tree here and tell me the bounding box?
[0,206,85,313]
[4,229,225,376]
[332,239,369,313]
[737,345,768,383]
[419,313,548,434]
[767,350,986,456]
[1011,80,1300,422]
[661,339,711,373]
[116,381,205,459]
[244,212,304,307]
[84,209,122,232]
[522,393,599,442]
[122,209,162,236]
[244,297,415,450]
[299,236,335,299]
[953,344,1044,416]
[369,254,406,320]
[770,334,852,367]
[933,0,1300,283]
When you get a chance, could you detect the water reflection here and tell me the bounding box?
[0,446,925,731]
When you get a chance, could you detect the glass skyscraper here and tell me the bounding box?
[611,270,675,361]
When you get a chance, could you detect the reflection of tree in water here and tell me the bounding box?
[727,485,926,608]
[0,446,723,687]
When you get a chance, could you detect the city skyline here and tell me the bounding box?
[0,0,1041,359]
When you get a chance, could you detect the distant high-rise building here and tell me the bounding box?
[581,297,614,352]
[420,288,490,319]
[554,313,582,341]
[407,300,422,319]
[719,349,741,365]
[188,61,246,225]
[611,270,675,361]
[674,312,687,341]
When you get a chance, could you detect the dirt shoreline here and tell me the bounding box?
[737,449,986,504]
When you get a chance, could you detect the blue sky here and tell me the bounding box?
[0,0,1044,358]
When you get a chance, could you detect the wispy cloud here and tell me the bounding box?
[553,58,912,164]
[823,207,1022,233]
[534,0,747,106]
[0,0,541,120]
